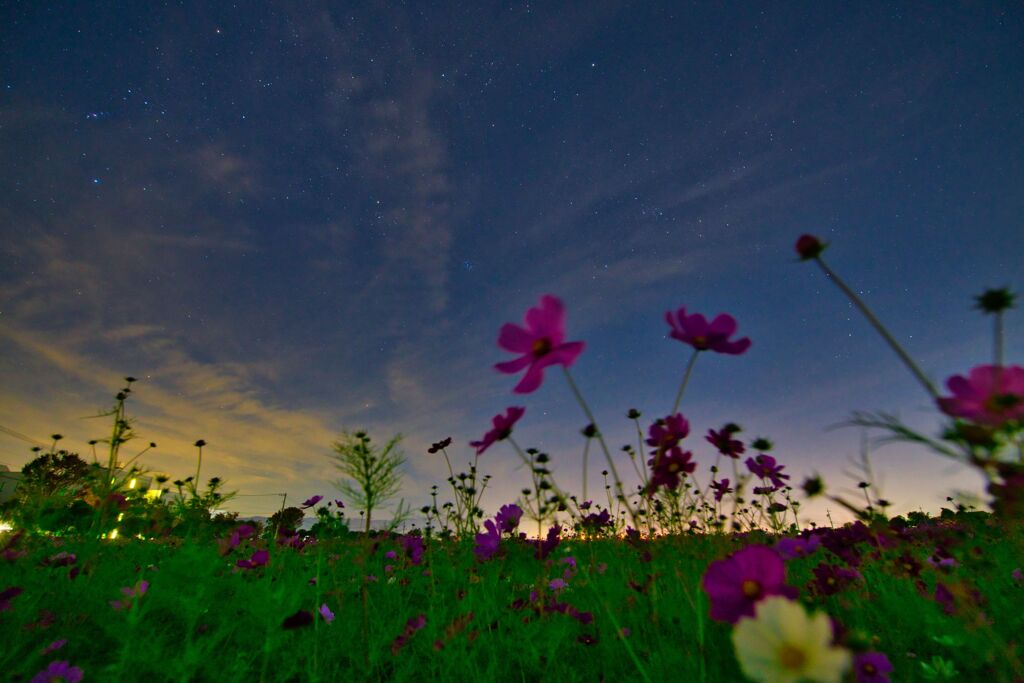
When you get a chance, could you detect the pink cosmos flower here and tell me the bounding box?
[319,603,335,624]
[470,406,525,455]
[745,454,790,489]
[401,535,425,565]
[646,446,696,494]
[473,520,501,561]
[301,495,323,509]
[495,503,524,533]
[645,413,691,451]
[30,661,83,683]
[936,364,1024,427]
[710,478,733,502]
[236,549,270,570]
[494,294,586,394]
[854,651,893,683]
[774,534,821,560]
[40,639,67,655]
[665,307,751,355]
[0,586,23,612]
[706,427,745,458]
[701,545,799,624]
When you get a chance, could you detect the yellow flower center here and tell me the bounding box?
[985,392,1021,414]
[531,338,552,356]
[778,644,807,670]
[741,580,761,599]
[692,335,708,348]
[863,663,877,675]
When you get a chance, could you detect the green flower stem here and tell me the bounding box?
[561,366,641,529]
[814,256,939,401]
[996,312,1004,368]
[506,435,576,527]
[672,349,701,416]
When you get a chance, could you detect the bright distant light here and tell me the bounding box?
[108,528,119,539]
[128,478,137,489]
[0,520,13,533]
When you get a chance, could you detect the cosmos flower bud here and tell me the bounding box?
[974,287,1017,314]
[795,234,827,260]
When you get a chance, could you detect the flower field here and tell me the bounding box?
[1,235,1022,682]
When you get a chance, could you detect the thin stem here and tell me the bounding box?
[672,349,701,416]
[561,367,640,527]
[583,437,593,504]
[814,257,939,400]
[996,312,1004,368]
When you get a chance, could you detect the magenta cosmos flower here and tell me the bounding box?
[701,545,799,624]
[469,406,525,455]
[936,364,1024,427]
[645,413,690,451]
[494,294,586,394]
[646,446,696,494]
[30,661,83,683]
[665,307,751,355]
[854,651,893,683]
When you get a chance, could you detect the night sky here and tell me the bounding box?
[2,3,1022,529]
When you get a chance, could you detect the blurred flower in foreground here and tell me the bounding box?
[702,546,799,624]
[936,364,1024,427]
[30,660,83,683]
[731,596,851,683]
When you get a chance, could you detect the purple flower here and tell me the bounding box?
[774,534,821,560]
[301,495,323,509]
[237,549,270,570]
[646,446,696,494]
[854,651,894,683]
[228,524,256,549]
[549,578,567,592]
[532,525,561,560]
[401,535,425,565]
[470,407,526,455]
[334,499,345,508]
[495,503,524,533]
[812,563,862,596]
[30,661,83,683]
[665,307,752,355]
[0,585,23,613]
[281,609,314,629]
[935,582,956,615]
[40,639,67,655]
[937,364,1024,427]
[701,545,799,624]
[706,427,745,458]
[580,509,613,531]
[645,413,691,450]
[474,520,501,561]
[745,454,790,489]
[319,603,335,624]
[494,294,586,394]
[710,478,733,502]
[1012,568,1023,583]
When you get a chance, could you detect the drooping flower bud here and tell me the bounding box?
[795,234,827,261]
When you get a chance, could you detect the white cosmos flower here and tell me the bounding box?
[731,596,851,683]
